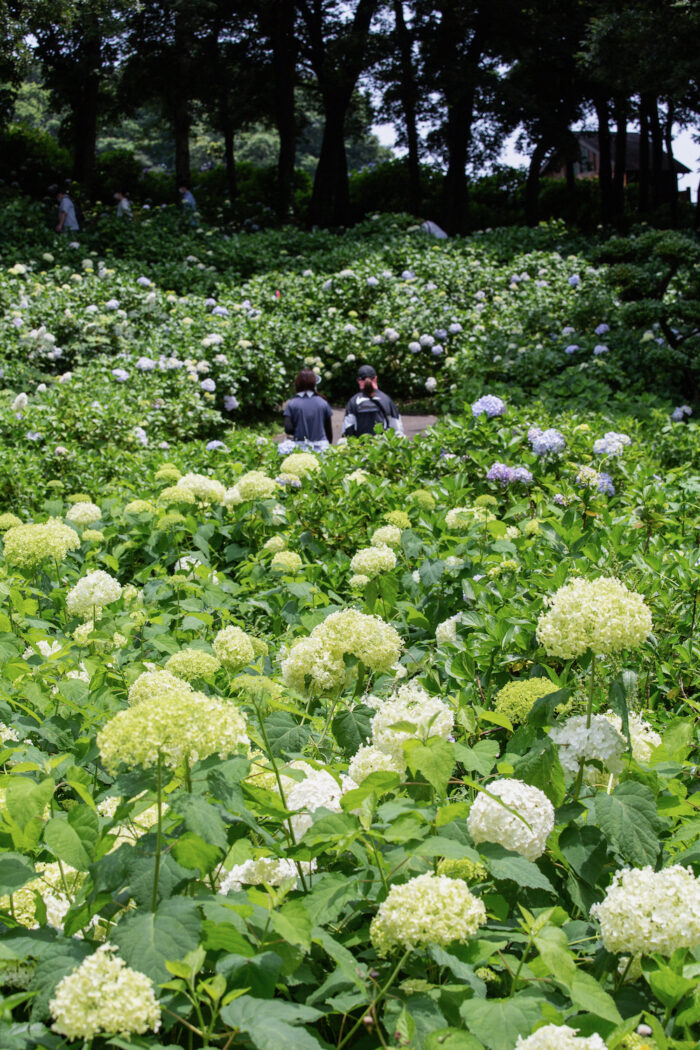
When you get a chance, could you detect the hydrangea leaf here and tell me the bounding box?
[459,995,544,1050]
[593,782,666,866]
[220,995,324,1050]
[111,897,202,984]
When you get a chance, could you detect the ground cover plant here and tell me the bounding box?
[0,389,697,1049]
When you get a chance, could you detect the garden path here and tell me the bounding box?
[275,407,438,444]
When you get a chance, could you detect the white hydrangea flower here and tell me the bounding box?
[49,945,160,1040]
[66,571,122,620]
[605,711,661,764]
[281,610,402,693]
[371,682,453,757]
[350,544,396,577]
[536,577,652,659]
[286,767,357,841]
[590,865,700,957]
[219,856,314,893]
[370,524,402,549]
[175,472,226,504]
[370,873,486,955]
[436,614,460,645]
[467,778,554,861]
[515,1025,607,1049]
[549,714,626,778]
[348,744,405,783]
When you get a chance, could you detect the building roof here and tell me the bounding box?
[543,131,691,175]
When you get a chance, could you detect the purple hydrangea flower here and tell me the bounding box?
[512,466,533,483]
[553,493,566,506]
[431,344,443,356]
[594,323,610,335]
[277,438,296,455]
[529,427,566,455]
[206,440,228,451]
[276,475,302,488]
[564,344,579,355]
[133,426,148,447]
[449,322,463,334]
[26,431,42,442]
[562,326,575,336]
[487,462,513,484]
[598,472,615,495]
[135,356,156,371]
[593,344,609,356]
[593,431,631,456]
[200,378,216,392]
[472,395,506,418]
[211,306,229,317]
[204,297,217,307]
[104,299,120,310]
[671,404,692,421]
[137,276,151,288]
[435,329,448,340]
[568,275,580,287]
[223,395,239,412]
[111,368,129,382]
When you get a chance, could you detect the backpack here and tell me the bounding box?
[354,393,389,436]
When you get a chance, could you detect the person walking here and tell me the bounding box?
[114,190,132,218]
[56,190,80,234]
[283,370,333,451]
[179,185,197,214]
[342,364,404,438]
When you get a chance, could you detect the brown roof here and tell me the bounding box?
[544,131,691,175]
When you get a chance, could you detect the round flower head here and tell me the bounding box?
[49,945,160,1041]
[590,865,700,957]
[467,778,554,861]
[279,452,321,478]
[605,711,661,764]
[370,873,486,955]
[65,501,101,525]
[472,395,506,419]
[371,524,402,549]
[281,610,402,693]
[384,510,411,529]
[220,856,313,894]
[437,858,488,883]
[536,577,652,659]
[158,484,196,506]
[82,529,104,544]
[271,550,303,573]
[155,463,182,483]
[66,570,122,620]
[348,744,405,783]
[232,471,277,501]
[263,535,287,553]
[493,678,557,727]
[349,573,370,590]
[529,428,566,456]
[3,518,79,569]
[409,488,436,511]
[213,625,256,670]
[98,689,248,772]
[515,1025,607,1049]
[350,544,396,577]
[285,767,356,841]
[549,714,626,778]
[445,507,473,532]
[436,614,460,646]
[124,499,155,516]
[0,513,22,532]
[371,682,453,757]
[127,669,188,706]
[165,649,221,681]
[175,472,226,504]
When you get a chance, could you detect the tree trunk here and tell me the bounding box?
[595,97,613,225]
[71,28,101,197]
[525,140,548,226]
[268,0,297,221]
[393,0,421,215]
[663,98,678,224]
[565,157,577,225]
[649,95,664,209]
[223,122,236,203]
[173,10,191,190]
[310,95,350,226]
[613,95,627,222]
[639,94,651,214]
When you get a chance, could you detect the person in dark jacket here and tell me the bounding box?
[283,370,333,450]
[342,364,404,438]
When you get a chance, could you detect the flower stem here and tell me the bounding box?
[337,949,410,1050]
[151,753,163,912]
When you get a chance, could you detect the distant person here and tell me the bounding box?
[283,370,333,451]
[114,190,132,218]
[179,185,197,214]
[342,364,404,439]
[421,219,448,239]
[56,190,79,234]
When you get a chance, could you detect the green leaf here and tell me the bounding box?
[479,843,555,893]
[170,795,227,850]
[459,995,543,1050]
[526,688,570,728]
[262,711,311,757]
[220,995,324,1050]
[29,941,92,1022]
[568,971,622,1024]
[340,772,400,812]
[533,926,576,984]
[405,737,456,794]
[645,962,696,1010]
[332,705,372,757]
[510,738,566,806]
[44,805,99,871]
[171,833,221,873]
[3,777,55,850]
[593,782,665,866]
[454,740,500,777]
[111,897,202,983]
[270,899,312,950]
[557,825,609,888]
[217,952,282,999]
[0,853,36,896]
[425,1031,485,1050]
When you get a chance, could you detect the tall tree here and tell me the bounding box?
[297,0,381,227]
[259,0,298,220]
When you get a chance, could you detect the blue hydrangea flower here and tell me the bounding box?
[564,344,579,355]
[598,472,615,495]
[200,378,216,392]
[568,275,580,287]
[671,405,692,421]
[206,440,228,451]
[594,323,610,335]
[367,276,379,286]
[472,395,506,418]
[529,427,565,455]
[487,462,513,484]
[512,467,533,483]
[223,395,239,411]
[449,322,463,334]
[111,368,129,382]
[593,344,609,356]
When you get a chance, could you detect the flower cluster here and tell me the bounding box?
[213,625,256,670]
[590,865,700,957]
[515,1026,607,1049]
[528,427,566,455]
[575,464,615,495]
[65,501,102,525]
[467,778,554,860]
[350,544,396,577]
[445,507,474,531]
[285,766,356,840]
[472,395,506,418]
[370,524,402,548]
[271,550,303,573]
[435,614,460,645]
[370,873,486,955]
[671,404,692,421]
[49,946,161,1041]
[165,648,221,681]
[549,714,626,778]
[3,518,80,569]
[0,861,83,930]
[493,678,557,727]
[384,510,411,529]
[263,535,287,553]
[605,711,661,763]
[66,570,122,620]
[124,499,156,515]
[226,470,277,503]
[536,577,652,659]
[370,682,453,759]
[486,462,533,485]
[348,743,406,783]
[98,688,249,771]
[128,669,186,705]
[220,856,313,893]
[0,512,21,531]
[593,431,631,456]
[175,472,226,504]
[280,452,321,477]
[281,610,402,693]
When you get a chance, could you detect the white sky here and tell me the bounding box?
[374,123,700,197]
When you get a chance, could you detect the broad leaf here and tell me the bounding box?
[459,995,543,1050]
[593,782,665,866]
[111,897,201,983]
[479,843,555,893]
[220,995,324,1050]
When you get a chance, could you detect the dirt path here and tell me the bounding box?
[276,407,438,444]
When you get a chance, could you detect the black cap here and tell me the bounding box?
[357,364,377,379]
